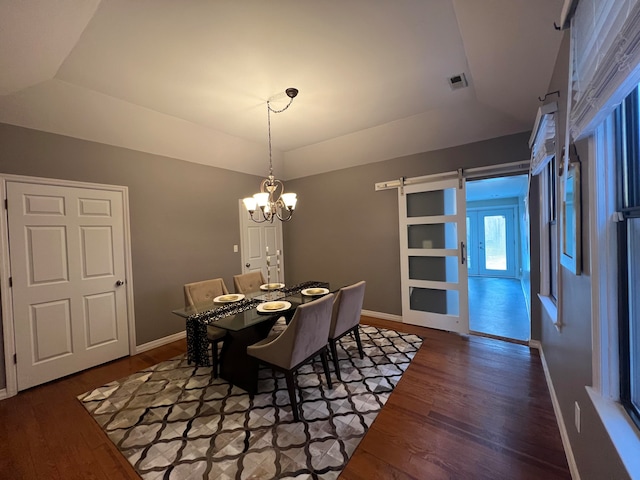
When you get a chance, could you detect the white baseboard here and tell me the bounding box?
[361,309,402,323]
[537,343,580,480]
[135,331,186,354]
[0,388,7,401]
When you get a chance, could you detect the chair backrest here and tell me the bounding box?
[253,294,334,369]
[329,281,366,339]
[184,278,229,307]
[233,271,265,293]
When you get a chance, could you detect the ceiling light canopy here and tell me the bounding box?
[243,88,299,223]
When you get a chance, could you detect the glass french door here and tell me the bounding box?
[399,179,469,333]
[466,208,516,277]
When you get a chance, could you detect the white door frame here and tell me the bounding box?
[0,174,136,398]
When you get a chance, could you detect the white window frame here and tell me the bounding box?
[538,158,560,328]
[588,114,640,478]
[531,107,561,328]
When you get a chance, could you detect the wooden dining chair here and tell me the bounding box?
[247,293,335,421]
[233,271,265,294]
[183,278,229,378]
[328,281,366,381]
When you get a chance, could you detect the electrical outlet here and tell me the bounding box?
[233,245,238,253]
[574,401,581,433]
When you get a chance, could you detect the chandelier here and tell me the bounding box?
[242,88,299,223]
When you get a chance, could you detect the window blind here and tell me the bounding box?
[570,0,640,138]
[529,103,557,176]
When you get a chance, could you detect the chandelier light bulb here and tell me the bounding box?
[242,197,257,212]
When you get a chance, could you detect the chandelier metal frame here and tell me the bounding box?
[243,88,299,223]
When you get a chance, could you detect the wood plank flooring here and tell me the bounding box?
[342,317,570,480]
[0,318,570,480]
[0,341,186,480]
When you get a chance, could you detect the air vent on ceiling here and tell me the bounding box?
[448,73,468,90]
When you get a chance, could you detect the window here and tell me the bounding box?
[530,104,559,325]
[537,153,559,322]
[614,85,640,430]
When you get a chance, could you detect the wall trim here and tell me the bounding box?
[537,342,581,479]
[361,309,402,323]
[135,331,186,354]
[0,388,7,401]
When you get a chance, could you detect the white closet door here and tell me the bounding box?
[8,181,130,390]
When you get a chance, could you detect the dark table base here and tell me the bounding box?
[218,316,278,394]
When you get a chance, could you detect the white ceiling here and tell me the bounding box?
[0,0,564,179]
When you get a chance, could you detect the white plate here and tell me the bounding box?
[256,301,291,313]
[301,287,329,296]
[213,294,245,303]
[260,283,285,291]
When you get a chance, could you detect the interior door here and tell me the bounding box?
[7,181,130,390]
[239,200,285,284]
[399,179,469,333]
[466,208,516,278]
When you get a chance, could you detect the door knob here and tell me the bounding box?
[245,263,250,268]
[115,280,124,287]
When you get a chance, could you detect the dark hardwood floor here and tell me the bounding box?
[343,317,570,480]
[0,341,186,480]
[0,318,570,480]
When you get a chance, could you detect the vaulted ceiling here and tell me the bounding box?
[0,0,563,179]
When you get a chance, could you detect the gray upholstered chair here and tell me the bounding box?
[328,281,366,381]
[233,271,266,294]
[184,278,229,378]
[247,293,335,421]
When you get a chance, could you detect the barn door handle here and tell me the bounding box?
[460,242,466,265]
[115,280,125,287]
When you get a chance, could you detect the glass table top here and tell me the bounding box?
[172,282,331,332]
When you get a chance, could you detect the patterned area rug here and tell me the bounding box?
[78,325,422,480]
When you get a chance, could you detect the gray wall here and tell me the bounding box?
[0,123,263,389]
[532,32,629,478]
[283,133,532,316]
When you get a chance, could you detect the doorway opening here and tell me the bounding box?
[466,174,530,342]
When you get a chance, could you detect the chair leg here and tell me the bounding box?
[211,341,218,379]
[329,340,342,381]
[320,350,333,389]
[353,326,364,359]
[284,371,300,422]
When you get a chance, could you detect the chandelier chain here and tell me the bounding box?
[267,96,295,114]
[267,101,274,178]
[266,95,294,178]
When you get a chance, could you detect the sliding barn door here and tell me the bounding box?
[399,179,469,333]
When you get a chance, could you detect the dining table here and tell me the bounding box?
[172,280,331,394]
